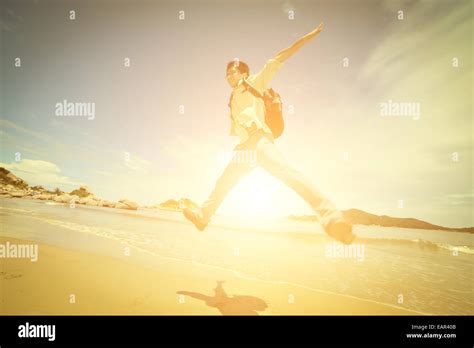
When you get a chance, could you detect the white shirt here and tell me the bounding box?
[229,58,283,143]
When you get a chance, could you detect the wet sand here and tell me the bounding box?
[0,236,416,315]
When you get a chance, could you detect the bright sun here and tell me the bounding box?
[218,168,303,219]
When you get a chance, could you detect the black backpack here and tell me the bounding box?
[228,79,285,139]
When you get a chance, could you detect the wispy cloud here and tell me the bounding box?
[434,192,474,206]
[123,153,152,174]
[359,0,472,104]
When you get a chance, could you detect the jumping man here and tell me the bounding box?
[183,23,356,244]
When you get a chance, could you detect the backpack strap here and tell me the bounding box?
[228,92,236,125]
[241,78,264,99]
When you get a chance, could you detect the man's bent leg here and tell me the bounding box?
[257,138,354,242]
[200,151,255,223]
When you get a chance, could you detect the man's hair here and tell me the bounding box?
[226,60,249,75]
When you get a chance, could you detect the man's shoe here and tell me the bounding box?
[183,207,208,231]
[325,220,356,245]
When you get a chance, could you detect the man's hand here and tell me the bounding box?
[274,22,324,63]
[303,22,324,43]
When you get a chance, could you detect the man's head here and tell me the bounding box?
[226,60,249,88]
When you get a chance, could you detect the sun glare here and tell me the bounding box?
[219,169,290,219]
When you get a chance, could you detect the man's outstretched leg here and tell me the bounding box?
[183,151,255,231]
[257,138,356,244]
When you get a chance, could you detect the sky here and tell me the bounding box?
[0,0,472,227]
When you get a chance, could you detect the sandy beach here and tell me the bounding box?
[1,197,472,315]
[1,235,417,315]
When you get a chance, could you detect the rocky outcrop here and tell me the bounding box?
[0,167,29,190]
[0,167,141,211]
[52,188,64,196]
[31,185,46,192]
[69,186,93,198]
[50,194,79,204]
[158,198,198,211]
[158,199,179,209]
[101,200,116,208]
[9,190,27,198]
[115,199,138,210]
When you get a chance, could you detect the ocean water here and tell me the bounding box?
[0,197,472,315]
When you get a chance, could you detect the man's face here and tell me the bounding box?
[226,66,246,88]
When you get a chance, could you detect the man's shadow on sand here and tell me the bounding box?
[177,281,268,315]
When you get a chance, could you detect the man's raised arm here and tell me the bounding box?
[274,22,324,63]
[251,23,324,91]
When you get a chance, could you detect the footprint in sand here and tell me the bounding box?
[0,271,23,280]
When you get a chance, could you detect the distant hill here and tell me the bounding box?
[289,209,474,233]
